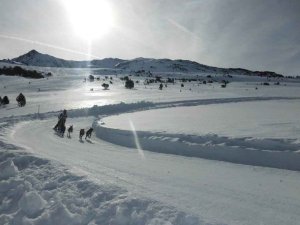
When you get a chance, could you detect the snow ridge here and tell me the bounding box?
[95,124,300,171]
[1,96,296,126]
[0,143,201,225]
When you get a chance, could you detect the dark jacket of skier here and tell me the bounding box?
[54,109,67,131]
[16,93,26,107]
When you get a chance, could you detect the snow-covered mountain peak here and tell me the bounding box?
[14,49,46,61]
[12,49,67,67]
[27,49,39,55]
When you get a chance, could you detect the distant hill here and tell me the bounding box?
[115,57,283,77]
[10,50,125,68]
[2,50,284,77]
[11,50,85,67]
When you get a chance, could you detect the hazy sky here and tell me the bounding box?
[0,0,299,75]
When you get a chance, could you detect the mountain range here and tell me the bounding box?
[1,50,283,77]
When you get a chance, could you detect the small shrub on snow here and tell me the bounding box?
[89,75,95,81]
[1,96,9,105]
[159,83,163,90]
[102,83,109,90]
[125,79,134,89]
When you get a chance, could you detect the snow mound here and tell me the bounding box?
[35,202,81,225]
[0,159,18,179]
[95,123,300,171]
[0,148,201,225]
[19,191,46,218]
[68,101,156,118]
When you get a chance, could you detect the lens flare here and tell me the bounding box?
[129,120,145,159]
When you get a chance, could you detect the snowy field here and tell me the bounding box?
[1,67,300,225]
[102,99,300,139]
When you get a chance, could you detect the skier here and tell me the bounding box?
[85,128,93,139]
[54,109,67,134]
[16,93,26,107]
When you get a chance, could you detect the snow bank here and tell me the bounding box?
[68,96,300,118]
[0,148,200,225]
[1,96,297,125]
[19,191,46,218]
[94,123,300,171]
[68,101,156,118]
[0,159,18,179]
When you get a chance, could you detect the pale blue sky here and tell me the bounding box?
[0,0,299,75]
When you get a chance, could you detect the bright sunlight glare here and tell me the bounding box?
[62,0,114,40]
[129,120,145,160]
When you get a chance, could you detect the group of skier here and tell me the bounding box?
[0,93,26,106]
[53,109,93,140]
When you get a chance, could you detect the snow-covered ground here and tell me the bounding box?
[1,68,300,225]
[98,99,300,171]
[1,64,300,118]
[102,99,300,139]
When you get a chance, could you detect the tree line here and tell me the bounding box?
[0,66,51,79]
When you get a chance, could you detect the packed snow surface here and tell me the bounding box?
[1,67,300,225]
[102,99,300,139]
[7,118,300,225]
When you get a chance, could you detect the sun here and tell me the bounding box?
[63,0,114,40]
